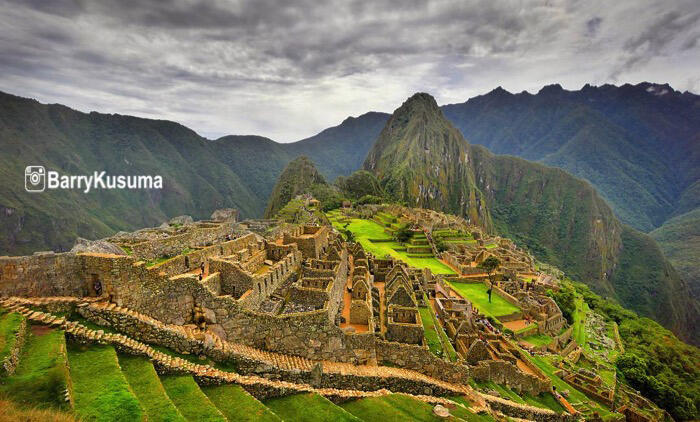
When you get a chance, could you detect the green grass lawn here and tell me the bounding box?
[159,375,226,421]
[521,334,553,347]
[0,312,24,364]
[447,282,519,319]
[202,384,281,422]
[264,393,361,422]
[418,306,444,357]
[572,297,587,346]
[118,355,186,422]
[341,394,487,421]
[67,343,144,421]
[0,327,69,409]
[330,217,455,274]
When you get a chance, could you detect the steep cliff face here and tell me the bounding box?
[363,93,491,228]
[469,145,621,291]
[264,156,328,218]
[467,145,696,344]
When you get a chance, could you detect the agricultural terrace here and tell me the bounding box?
[327,213,455,275]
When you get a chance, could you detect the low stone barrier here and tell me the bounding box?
[1,315,27,376]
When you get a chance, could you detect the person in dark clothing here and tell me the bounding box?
[93,280,102,296]
[200,262,205,274]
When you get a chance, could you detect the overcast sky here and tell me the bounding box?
[1,0,698,142]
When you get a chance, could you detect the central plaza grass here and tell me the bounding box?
[118,355,185,422]
[202,384,281,422]
[330,217,455,274]
[264,393,361,422]
[67,343,144,421]
[159,375,226,421]
[447,282,519,319]
[0,327,69,409]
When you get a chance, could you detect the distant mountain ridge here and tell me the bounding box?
[0,85,697,343]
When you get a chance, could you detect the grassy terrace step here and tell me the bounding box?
[475,381,566,413]
[0,325,69,409]
[203,384,281,422]
[67,343,144,421]
[341,394,486,421]
[264,393,361,422]
[118,355,186,422]
[160,375,227,421]
[0,311,25,366]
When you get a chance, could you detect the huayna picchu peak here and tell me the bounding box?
[364,92,491,229]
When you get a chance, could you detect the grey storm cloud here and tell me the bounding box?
[0,0,698,141]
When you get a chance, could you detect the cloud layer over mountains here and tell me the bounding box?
[0,0,698,141]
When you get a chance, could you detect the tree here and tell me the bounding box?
[480,257,500,303]
[395,226,413,243]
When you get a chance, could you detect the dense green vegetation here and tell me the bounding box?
[550,280,700,420]
[263,393,361,422]
[650,207,700,299]
[335,170,386,200]
[443,83,698,234]
[264,156,333,218]
[66,343,143,421]
[363,93,491,228]
[202,384,281,422]
[117,355,185,422]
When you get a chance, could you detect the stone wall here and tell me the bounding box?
[127,221,238,260]
[0,315,27,376]
[471,360,550,395]
[0,252,83,297]
[375,340,471,385]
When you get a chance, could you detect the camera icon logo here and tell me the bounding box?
[25,166,46,192]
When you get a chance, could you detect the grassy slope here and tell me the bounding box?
[341,394,487,421]
[0,327,69,409]
[447,282,519,319]
[521,334,553,347]
[117,355,185,422]
[159,375,226,421]
[202,384,281,422]
[572,296,587,346]
[263,393,361,422]
[475,380,566,413]
[418,306,444,357]
[66,343,143,421]
[650,207,700,298]
[0,312,24,363]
